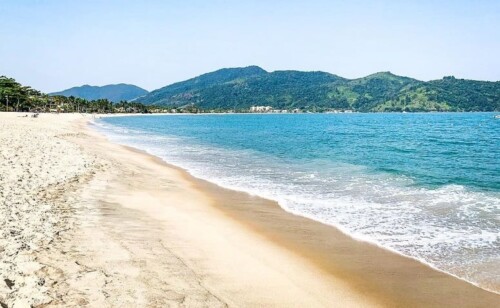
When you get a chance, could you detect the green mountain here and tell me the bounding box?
[50,84,148,102]
[136,66,499,112]
[142,66,267,105]
[373,76,500,112]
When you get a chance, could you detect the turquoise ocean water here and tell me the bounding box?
[95,113,499,292]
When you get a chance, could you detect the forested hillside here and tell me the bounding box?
[3,68,499,113]
[136,66,500,112]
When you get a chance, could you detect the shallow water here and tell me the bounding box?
[95,113,500,292]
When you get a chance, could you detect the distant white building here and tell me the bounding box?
[250,106,273,113]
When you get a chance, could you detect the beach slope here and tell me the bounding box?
[0,113,498,307]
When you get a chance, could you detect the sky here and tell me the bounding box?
[0,0,499,92]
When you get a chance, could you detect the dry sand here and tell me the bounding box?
[0,112,499,307]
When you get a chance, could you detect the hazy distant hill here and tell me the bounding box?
[50,84,148,102]
[136,66,499,112]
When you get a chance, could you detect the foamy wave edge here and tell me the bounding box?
[90,118,499,295]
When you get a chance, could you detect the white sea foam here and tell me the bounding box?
[93,119,500,293]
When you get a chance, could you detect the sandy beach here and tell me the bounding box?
[1,112,499,307]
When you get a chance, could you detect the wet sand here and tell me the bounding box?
[1,112,499,307]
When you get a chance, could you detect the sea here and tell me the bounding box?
[94,112,500,293]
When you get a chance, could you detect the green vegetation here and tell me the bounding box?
[136,66,500,112]
[3,68,499,114]
[142,66,267,106]
[0,76,162,113]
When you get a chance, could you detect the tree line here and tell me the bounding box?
[0,76,167,113]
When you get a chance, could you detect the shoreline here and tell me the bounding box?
[1,112,498,306]
[119,140,499,296]
[94,113,500,296]
[88,114,500,305]
[77,115,380,306]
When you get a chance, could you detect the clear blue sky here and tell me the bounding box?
[1,0,499,92]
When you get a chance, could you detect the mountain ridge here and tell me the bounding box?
[50,83,148,102]
[135,66,499,112]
